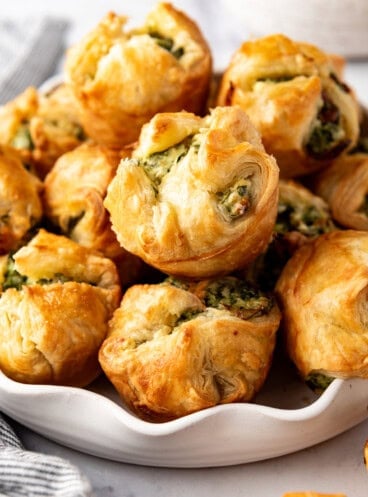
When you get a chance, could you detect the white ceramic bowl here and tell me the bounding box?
[0,355,367,467]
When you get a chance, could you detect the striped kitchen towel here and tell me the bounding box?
[0,17,68,104]
[0,415,93,497]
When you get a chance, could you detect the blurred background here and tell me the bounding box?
[1,0,367,103]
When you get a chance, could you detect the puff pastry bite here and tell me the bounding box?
[0,229,121,386]
[0,84,86,178]
[44,142,125,258]
[312,150,368,230]
[282,493,347,497]
[27,83,86,178]
[99,275,281,421]
[0,145,43,254]
[104,106,279,278]
[43,142,144,287]
[216,34,360,177]
[65,2,212,148]
[242,179,335,290]
[275,230,368,386]
[365,440,368,470]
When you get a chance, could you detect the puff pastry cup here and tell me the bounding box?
[282,493,347,497]
[0,85,85,178]
[65,2,212,148]
[99,275,281,421]
[312,151,368,230]
[0,145,43,254]
[104,106,280,278]
[43,142,145,287]
[0,229,121,386]
[275,230,368,385]
[242,179,335,290]
[216,34,360,177]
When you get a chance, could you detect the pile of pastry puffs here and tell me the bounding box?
[0,2,368,452]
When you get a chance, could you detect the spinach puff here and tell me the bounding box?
[104,106,279,278]
[65,2,212,148]
[0,229,120,386]
[43,142,144,287]
[275,230,368,384]
[0,85,85,178]
[99,276,281,421]
[312,150,368,230]
[0,145,43,254]
[216,34,360,177]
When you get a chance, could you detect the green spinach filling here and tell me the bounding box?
[275,202,331,237]
[217,178,252,220]
[46,118,86,141]
[202,277,273,319]
[11,124,34,151]
[2,255,72,292]
[306,372,334,392]
[306,92,348,159]
[256,75,295,84]
[149,31,184,59]
[140,138,192,190]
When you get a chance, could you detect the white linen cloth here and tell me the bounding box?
[0,415,92,497]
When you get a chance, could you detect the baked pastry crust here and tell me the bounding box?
[282,493,347,497]
[65,2,212,148]
[0,85,85,178]
[312,152,368,230]
[0,145,43,254]
[104,106,279,278]
[0,229,121,386]
[216,34,360,177]
[99,276,281,421]
[44,142,125,259]
[43,142,144,287]
[275,230,368,380]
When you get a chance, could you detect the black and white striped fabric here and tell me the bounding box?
[0,415,92,497]
[0,17,68,104]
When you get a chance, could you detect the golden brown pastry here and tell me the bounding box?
[275,230,368,385]
[43,142,144,287]
[312,151,368,230]
[99,275,281,421]
[216,34,360,177]
[0,84,86,178]
[364,440,368,470]
[0,144,43,254]
[27,83,86,178]
[104,106,279,278]
[44,142,125,258]
[65,2,212,148]
[282,493,347,497]
[0,229,121,386]
[242,179,335,290]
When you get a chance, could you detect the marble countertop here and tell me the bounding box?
[2,1,368,495]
